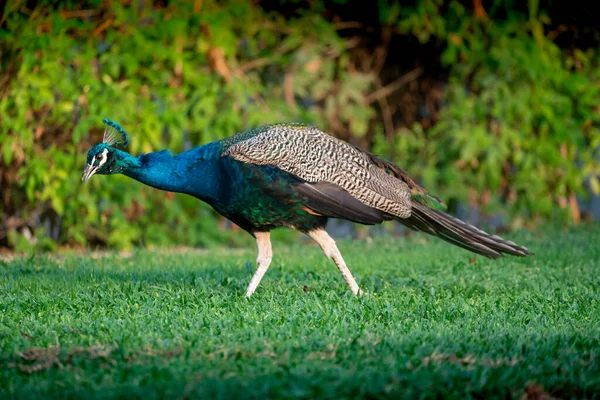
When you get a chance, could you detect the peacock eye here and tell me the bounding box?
[95,154,102,160]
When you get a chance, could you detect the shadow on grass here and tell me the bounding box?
[1,332,595,399]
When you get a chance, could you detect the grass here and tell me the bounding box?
[1,225,599,399]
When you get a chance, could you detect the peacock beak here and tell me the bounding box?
[81,163,97,182]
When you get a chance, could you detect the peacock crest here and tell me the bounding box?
[102,118,130,148]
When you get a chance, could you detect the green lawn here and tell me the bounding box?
[1,225,599,399]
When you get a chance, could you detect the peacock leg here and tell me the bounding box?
[245,232,273,297]
[307,229,362,296]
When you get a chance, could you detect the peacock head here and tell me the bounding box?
[81,118,131,182]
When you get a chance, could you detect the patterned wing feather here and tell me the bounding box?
[223,124,413,219]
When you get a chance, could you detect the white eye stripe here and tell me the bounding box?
[97,148,108,168]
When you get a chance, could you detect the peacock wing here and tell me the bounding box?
[222,123,416,220]
[230,159,387,225]
[296,181,389,225]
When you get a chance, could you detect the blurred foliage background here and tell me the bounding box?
[0,0,599,252]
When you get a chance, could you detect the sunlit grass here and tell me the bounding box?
[1,225,599,399]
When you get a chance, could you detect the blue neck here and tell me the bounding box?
[118,142,222,201]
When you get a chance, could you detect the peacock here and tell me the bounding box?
[83,118,531,297]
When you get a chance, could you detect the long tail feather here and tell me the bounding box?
[399,201,532,259]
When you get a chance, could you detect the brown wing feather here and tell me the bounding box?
[297,182,390,225]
